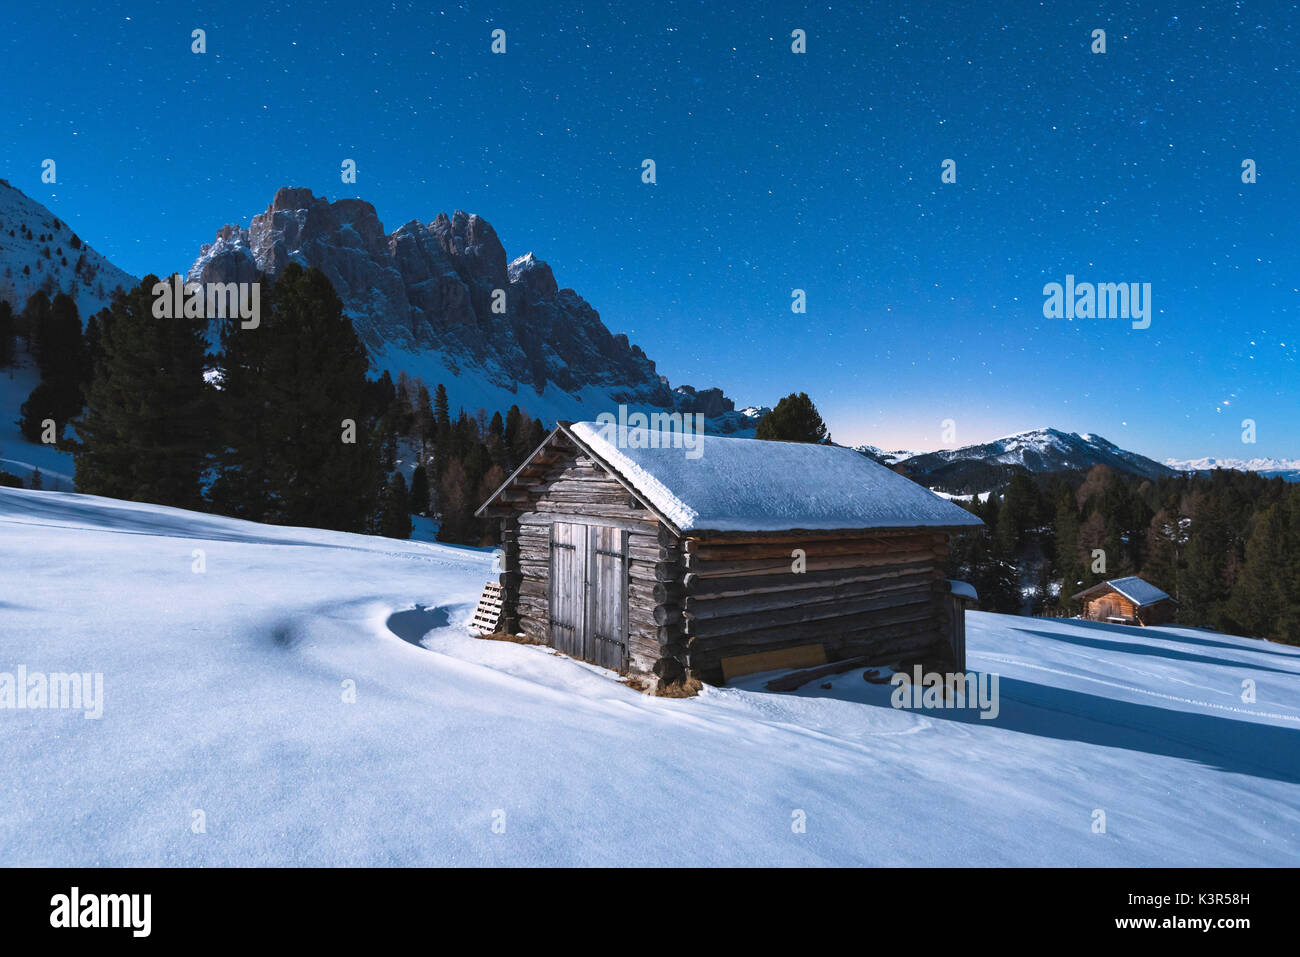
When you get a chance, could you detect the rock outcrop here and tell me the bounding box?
[189,187,746,421]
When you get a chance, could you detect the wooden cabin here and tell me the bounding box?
[1072,576,1177,626]
[476,421,984,691]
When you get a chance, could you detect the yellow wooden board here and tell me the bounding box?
[721,644,827,683]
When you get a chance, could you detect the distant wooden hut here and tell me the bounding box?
[1072,576,1177,626]
[476,421,984,690]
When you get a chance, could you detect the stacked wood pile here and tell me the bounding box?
[678,528,952,684]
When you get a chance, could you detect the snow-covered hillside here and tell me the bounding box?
[1,487,1297,866]
[0,180,136,319]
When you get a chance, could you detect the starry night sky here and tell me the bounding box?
[3,1,1296,459]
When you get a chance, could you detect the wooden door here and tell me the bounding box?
[587,525,628,672]
[548,522,627,671]
[549,522,587,658]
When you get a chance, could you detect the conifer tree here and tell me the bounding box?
[1181,497,1234,628]
[1142,508,1182,601]
[207,276,274,521]
[525,417,545,453]
[211,264,381,532]
[409,463,429,515]
[17,290,51,347]
[433,383,450,434]
[377,472,413,539]
[436,458,473,543]
[21,292,85,444]
[755,392,831,443]
[415,384,435,452]
[35,292,83,384]
[0,300,14,367]
[74,277,211,508]
[487,410,507,468]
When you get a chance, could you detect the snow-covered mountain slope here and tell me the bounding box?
[902,428,1176,485]
[0,181,136,319]
[187,187,753,430]
[2,486,1296,866]
[1165,456,1300,483]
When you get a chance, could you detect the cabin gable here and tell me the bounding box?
[478,429,684,678]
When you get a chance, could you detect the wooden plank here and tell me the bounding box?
[684,536,938,561]
[683,549,941,578]
[684,575,934,621]
[684,562,936,601]
[519,512,660,534]
[721,644,827,683]
[684,586,934,638]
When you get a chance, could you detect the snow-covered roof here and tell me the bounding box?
[947,580,979,601]
[562,421,984,534]
[1078,576,1174,607]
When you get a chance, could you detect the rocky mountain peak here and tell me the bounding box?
[508,253,558,302]
[186,187,746,428]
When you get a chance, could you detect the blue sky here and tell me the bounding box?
[2,1,1296,458]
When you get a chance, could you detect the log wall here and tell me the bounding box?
[679,529,952,684]
[1084,592,1138,621]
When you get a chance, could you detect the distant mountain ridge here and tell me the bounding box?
[854,444,922,466]
[892,428,1177,490]
[187,186,754,430]
[1165,456,1300,483]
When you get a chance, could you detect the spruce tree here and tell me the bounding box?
[17,290,51,348]
[1181,497,1233,629]
[525,417,545,453]
[1228,503,1285,638]
[211,264,381,532]
[19,382,80,444]
[36,292,83,384]
[415,384,435,452]
[409,464,429,515]
[207,275,275,521]
[433,383,450,434]
[74,277,211,508]
[436,458,473,543]
[504,404,521,457]
[1142,508,1182,601]
[0,300,14,367]
[755,392,831,443]
[487,410,507,468]
[377,472,412,539]
[22,292,86,443]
